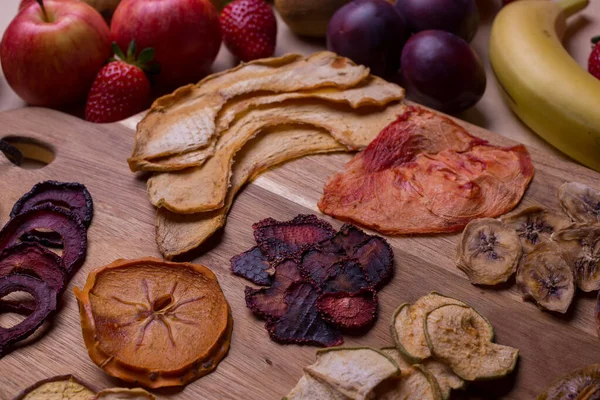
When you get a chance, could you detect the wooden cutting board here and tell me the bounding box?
[1,106,599,400]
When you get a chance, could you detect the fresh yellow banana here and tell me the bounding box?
[489,0,600,171]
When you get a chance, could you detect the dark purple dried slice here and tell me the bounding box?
[0,139,23,166]
[245,259,302,320]
[0,274,57,357]
[266,281,343,347]
[316,289,378,330]
[230,246,274,286]
[328,224,370,253]
[253,214,336,260]
[0,300,35,315]
[11,181,94,227]
[352,236,394,289]
[298,246,345,285]
[319,259,371,294]
[20,230,64,248]
[0,205,87,275]
[0,242,65,294]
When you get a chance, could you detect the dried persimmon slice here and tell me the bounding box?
[74,257,232,389]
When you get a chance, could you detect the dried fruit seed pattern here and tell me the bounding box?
[232,215,393,346]
[0,181,93,357]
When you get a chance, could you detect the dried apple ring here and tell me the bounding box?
[74,257,232,389]
[0,274,58,357]
[12,375,96,400]
[11,181,94,227]
[0,205,87,275]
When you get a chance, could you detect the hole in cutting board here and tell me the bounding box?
[1,136,55,169]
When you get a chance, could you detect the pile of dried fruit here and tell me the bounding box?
[231,214,394,346]
[0,181,93,357]
[126,52,407,259]
[319,106,534,235]
[536,364,600,399]
[74,257,232,388]
[13,374,155,400]
[455,181,600,317]
[285,293,518,399]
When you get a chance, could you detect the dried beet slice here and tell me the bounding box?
[319,259,371,294]
[352,236,394,289]
[253,214,336,260]
[231,246,274,286]
[329,224,370,254]
[0,205,87,275]
[0,274,57,357]
[245,259,302,320]
[298,246,345,285]
[0,242,65,294]
[316,289,378,330]
[11,181,94,227]
[266,281,343,347]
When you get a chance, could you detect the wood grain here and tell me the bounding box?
[1,106,600,400]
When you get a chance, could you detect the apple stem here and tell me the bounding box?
[36,0,49,22]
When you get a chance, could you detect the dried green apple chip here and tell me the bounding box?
[455,218,521,285]
[421,359,466,399]
[378,347,442,400]
[284,374,347,400]
[13,375,95,400]
[516,243,575,313]
[304,347,400,400]
[391,293,467,363]
[424,304,518,381]
[95,388,155,400]
[536,364,600,400]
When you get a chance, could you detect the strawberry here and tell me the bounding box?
[85,40,157,123]
[589,35,600,80]
[220,0,277,62]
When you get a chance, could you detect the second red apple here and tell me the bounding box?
[111,0,222,90]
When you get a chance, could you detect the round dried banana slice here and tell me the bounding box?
[536,364,600,400]
[516,243,575,313]
[558,182,600,224]
[501,206,570,253]
[455,218,522,285]
[553,224,600,292]
[424,304,518,381]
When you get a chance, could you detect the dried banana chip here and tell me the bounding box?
[516,243,575,313]
[558,182,600,224]
[553,224,600,292]
[455,218,522,285]
[424,304,518,381]
[536,364,600,400]
[391,293,467,363]
[501,206,569,253]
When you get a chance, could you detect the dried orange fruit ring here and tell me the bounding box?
[74,257,232,388]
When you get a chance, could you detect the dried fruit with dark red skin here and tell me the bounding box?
[253,214,336,260]
[245,259,302,320]
[353,236,394,289]
[328,224,370,254]
[0,299,35,315]
[316,259,370,294]
[0,274,58,357]
[266,281,343,347]
[21,230,63,248]
[0,242,65,294]
[0,205,87,276]
[230,246,273,286]
[298,246,345,285]
[316,289,378,330]
[11,181,94,227]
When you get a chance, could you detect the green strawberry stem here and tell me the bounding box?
[593,35,600,45]
[111,40,160,75]
[36,0,50,22]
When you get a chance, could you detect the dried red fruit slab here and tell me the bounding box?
[230,246,274,286]
[0,242,65,294]
[319,259,371,294]
[266,281,343,347]
[11,181,94,227]
[316,289,378,330]
[353,237,394,289]
[0,274,57,357]
[245,259,302,320]
[0,205,87,275]
[253,214,336,260]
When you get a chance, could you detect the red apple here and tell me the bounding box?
[2,0,111,107]
[111,0,222,90]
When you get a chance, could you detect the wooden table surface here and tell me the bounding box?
[0,0,599,158]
